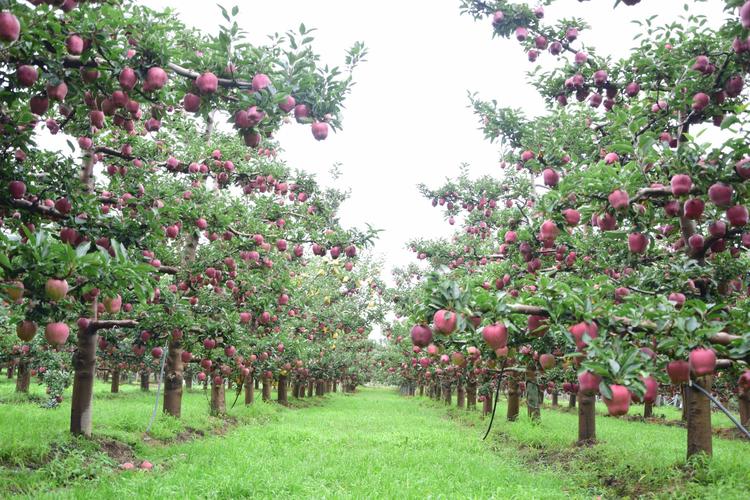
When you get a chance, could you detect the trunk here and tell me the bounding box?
[442,382,452,406]
[326,380,333,393]
[552,391,559,407]
[525,368,541,421]
[110,369,120,393]
[434,381,441,401]
[102,370,109,382]
[244,373,255,405]
[254,377,259,389]
[7,363,14,379]
[163,338,184,418]
[185,374,193,390]
[482,392,493,416]
[333,380,338,393]
[210,378,226,416]
[15,360,30,393]
[140,371,150,391]
[307,380,314,397]
[739,390,750,428]
[456,383,465,408]
[644,400,653,419]
[262,375,271,402]
[577,391,596,446]
[298,380,306,398]
[418,384,424,397]
[278,374,288,404]
[316,380,324,396]
[681,385,688,421]
[507,375,520,421]
[686,375,713,458]
[569,392,577,408]
[70,325,97,436]
[467,381,477,410]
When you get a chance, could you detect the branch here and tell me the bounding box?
[9,199,66,220]
[89,319,138,332]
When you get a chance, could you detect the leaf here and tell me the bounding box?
[608,359,621,375]
[599,381,613,399]
[75,242,91,258]
[231,5,238,16]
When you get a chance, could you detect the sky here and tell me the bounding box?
[50,0,728,284]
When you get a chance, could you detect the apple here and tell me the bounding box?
[183,93,201,112]
[569,321,598,349]
[45,322,70,345]
[16,320,37,342]
[433,309,457,334]
[410,324,433,347]
[103,294,122,313]
[628,232,648,253]
[608,189,629,210]
[196,72,218,94]
[708,183,733,207]
[578,371,601,395]
[251,73,271,92]
[0,11,20,43]
[604,385,631,416]
[727,205,749,226]
[539,354,555,370]
[312,121,329,141]
[45,278,69,301]
[17,65,37,87]
[65,34,84,55]
[689,348,716,376]
[670,174,692,196]
[481,323,507,349]
[666,360,690,384]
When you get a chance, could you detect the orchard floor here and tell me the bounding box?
[1,379,749,499]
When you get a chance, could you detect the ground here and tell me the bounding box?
[1,378,748,498]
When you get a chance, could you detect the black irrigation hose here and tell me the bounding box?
[689,379,750,440]
[230,382,243,409]
[482,363,507,441]
[146,341,169,434]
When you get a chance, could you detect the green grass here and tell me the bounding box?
[437,395,750,499]
[1,377,748,499]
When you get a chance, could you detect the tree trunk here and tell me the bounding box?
[442,382,452,405]
[739,390,749,428]
[686,375,713,458]
[163,338,184,418]
[299,380,306,398]
[15,360,30,393]
[333,380,338,392]
[185,374,193,389]
[210,378,226,416]
[644,400,653,418]
[7,363,14,379]
[70,325,97,436]
[110,369,120,393]
[102,370,109,382]
[418,384,424,397]
[140,371,150,392]
[577,391,596,446]
[316,380,324,396]
[525,368,541,421]
[507,375,519,421]
[456,383,465,408]
[552,391,559,407]
[482,391,493,416]
[467,381,477,410]
[307,379,314,397]
[278,374,288,404]
[569,392,577,408]
[244,373,255,405]
[681,385,688,421]
[262,375,271,402]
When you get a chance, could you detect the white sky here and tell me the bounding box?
[71,1,728,284]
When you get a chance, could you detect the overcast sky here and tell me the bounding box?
[136,0,724,282]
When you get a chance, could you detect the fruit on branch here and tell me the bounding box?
[604,385,631,416]
[608,189,629,210]
[0,11,20,43]
[17,65,38,87]
[708,183,733,207]
[670,174,692,196]
[689,348,716,376]
[65,34,84,55]
[279,95,295,113]
[727,205,749,226]
[312,121,329,141]
[410,324,433,347]
[103,295,122,314]
[641,376,658,404]
[667,360,690,384]
[145,67,168,91]
[183,93,201,112]
[578,371,602,395]
[542,168,559,187]
[16,321,38,342]
[481,323,507,350]
[251,73,271,92]
[196,72,218,94]
[569,322,598,350]
[628,232,648,253]
[45,322,70,346]
[9,180,26,199]
[45,278,69,301]
[539,353,555,370]
[433,310,457,334]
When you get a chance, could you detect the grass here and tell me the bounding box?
[1,376,748,499]
[436,394,750,499]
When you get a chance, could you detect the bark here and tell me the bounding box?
[507,375,520,421]
[70,326,97,436]
[262,375,271,402]
[442,381,452,406]
[418,384,424,397]
[467,381,477,410]
[278,375,288,404]
[456,383,465,408]
[569,393,577,408]
[244,373,255,405]
[110,369,120,393]
[739,390,750,428]
[140,371,150,391]
[15,360,30,393]
[185,374,193,390]
[163,338,184,418]
[307,379,314,397]
[482,391,493,417]
[298,380,306,398]
[552,391,559,407]
[681,385,688,421]
[316,380,325,396]
[525,368,541,421]
[210,378,226,416]
[644,400,653,419]
[333,380,338,392]
[326,380,333,393]
[577,391,596,446]
[255,377,260,390]
[102,370,109,382]
[686,375,713,458]
[6,363,14,379]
